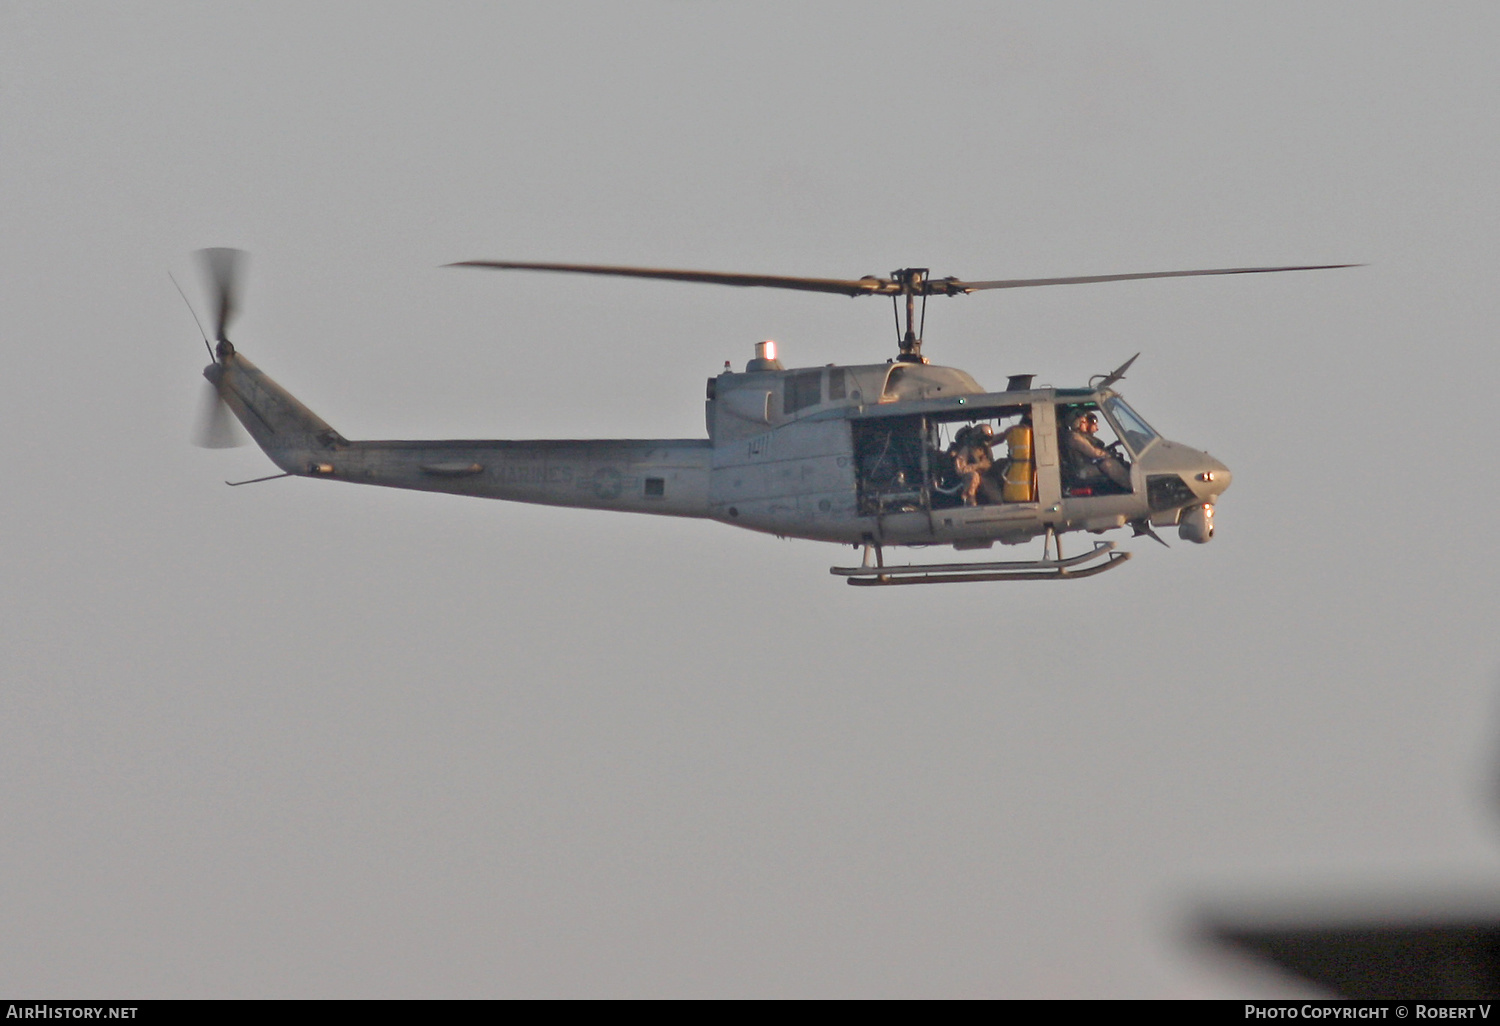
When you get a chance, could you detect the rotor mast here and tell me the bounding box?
[893,268,929,364]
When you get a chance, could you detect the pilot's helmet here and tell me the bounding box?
[1070,409,1098,429]
[976,424,995,441]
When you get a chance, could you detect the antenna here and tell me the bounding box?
[1092,353,1140,390]
[170,271,214,362]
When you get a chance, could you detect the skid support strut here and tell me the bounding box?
[858,538,889,584]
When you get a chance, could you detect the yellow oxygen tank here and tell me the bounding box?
[1002,423,1036,502]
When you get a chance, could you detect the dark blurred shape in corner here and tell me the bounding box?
[1207,918,1500,999]
[1195,678,1500,998]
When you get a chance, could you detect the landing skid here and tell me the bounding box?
[831,540,1129,586]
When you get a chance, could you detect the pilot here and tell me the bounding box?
[951,423,996,506]
[1062,409,1131,491]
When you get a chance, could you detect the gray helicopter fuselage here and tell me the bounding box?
[703,358,1229,547]
[208,348,1229,551]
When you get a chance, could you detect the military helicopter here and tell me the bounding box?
[189,251,1351,585]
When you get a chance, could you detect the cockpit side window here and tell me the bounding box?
[1102,397,1158,455]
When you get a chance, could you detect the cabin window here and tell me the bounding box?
[644,477,665,497]
[1102,397,1158,455]
[784,370,822,415]
[828,367,846,401]
[854,407,1037,516]
[927,408,1034,510]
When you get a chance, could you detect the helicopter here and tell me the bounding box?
[189,251,1352,585]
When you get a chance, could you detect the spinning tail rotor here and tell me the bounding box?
[199,247,245,354]
[186,247,250,448]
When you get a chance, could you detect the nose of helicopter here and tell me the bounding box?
[1194,455,1231,501]
[1134,440,1231,501]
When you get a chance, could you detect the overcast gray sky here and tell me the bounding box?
[2,1,1497,997]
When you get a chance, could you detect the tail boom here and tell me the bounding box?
[206,351,344,470]
[207,352,712,516]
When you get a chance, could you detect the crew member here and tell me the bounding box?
[951,424,995,506]
[1062,409,1131,491]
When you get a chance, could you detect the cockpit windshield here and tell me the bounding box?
[1102,397,1158,455]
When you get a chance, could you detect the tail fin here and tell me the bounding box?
[205,347,345,473]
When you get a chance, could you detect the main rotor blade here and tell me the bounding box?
[197,247,247,342]
[448,259,1361,300]
[447,260,891,297]
[942,264,1361,293]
